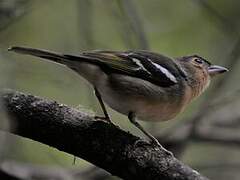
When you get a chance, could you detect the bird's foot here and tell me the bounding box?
[133,139,173,156]
[133,139,150,147]
[94,116,114,124]
[151,139,173,157]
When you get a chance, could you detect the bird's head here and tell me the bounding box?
[177,55,228,97]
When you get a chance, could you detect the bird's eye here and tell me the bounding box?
[194,58,203,64]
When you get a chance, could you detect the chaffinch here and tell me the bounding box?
[8,46,228,153]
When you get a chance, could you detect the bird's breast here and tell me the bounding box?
[135,100,184,122]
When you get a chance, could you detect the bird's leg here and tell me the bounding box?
[72,156,76,165]
[128,112,173,156]
[94,87,112,123]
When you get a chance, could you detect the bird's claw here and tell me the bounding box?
[133,139,173,156]
[151,139,173,157]
[133,139,150,147]
[94,116,114,124]
[94,116,110,121]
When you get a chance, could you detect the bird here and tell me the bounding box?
[8,46,228,154]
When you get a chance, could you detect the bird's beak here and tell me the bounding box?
[208,65,228,76]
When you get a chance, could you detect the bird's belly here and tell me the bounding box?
[91,73,187,122]
[98,86,181,122]
[136,102,181,122]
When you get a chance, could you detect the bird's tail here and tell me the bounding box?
[8,46,76,65]
[8,46,106,85]
[8,46,96,68]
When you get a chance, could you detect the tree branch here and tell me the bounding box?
[1,89,208,180]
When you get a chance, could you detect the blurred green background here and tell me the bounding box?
[0,0,240,179]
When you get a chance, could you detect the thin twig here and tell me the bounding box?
[115,0,149,49]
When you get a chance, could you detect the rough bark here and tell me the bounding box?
[1,89,208,180]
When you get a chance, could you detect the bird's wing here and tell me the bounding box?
[9,47,181,87]
[74,50,180,87]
